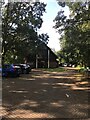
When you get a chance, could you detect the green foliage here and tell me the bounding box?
[2,2,49,64]
[54,2,90,67]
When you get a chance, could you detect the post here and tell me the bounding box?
[36,54,38,68]
[48,49,50,68]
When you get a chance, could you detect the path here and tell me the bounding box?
[2,68,89,119]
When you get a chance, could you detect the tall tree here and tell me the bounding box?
[2,2,48,63]
[54,1,90,67]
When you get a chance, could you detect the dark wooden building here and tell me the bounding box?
[27,43,59,68]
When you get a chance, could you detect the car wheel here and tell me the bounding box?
[23,69,26,74]
[26,71,29,74]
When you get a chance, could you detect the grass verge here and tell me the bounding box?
[39,67,65,72]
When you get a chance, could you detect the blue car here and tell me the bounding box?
[2,64,21,77]
[0,68,2,77]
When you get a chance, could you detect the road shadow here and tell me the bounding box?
[2,69,89,118]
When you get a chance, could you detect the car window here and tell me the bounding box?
[3,65,11,69]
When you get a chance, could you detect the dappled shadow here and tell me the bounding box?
[2,69,89,118]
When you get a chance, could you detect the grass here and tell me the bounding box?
[39,67,65,72]
[76,66,87,72]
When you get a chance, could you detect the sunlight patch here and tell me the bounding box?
[5,109,55,118]
[9,90,28,93]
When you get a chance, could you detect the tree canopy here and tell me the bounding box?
[2,2,49,64]
[54,1,90,67]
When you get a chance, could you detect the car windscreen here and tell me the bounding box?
[3,65,11,69]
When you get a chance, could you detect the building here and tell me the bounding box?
[27,43,59,68]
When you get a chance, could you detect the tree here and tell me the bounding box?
[54,1,90,67]
[2,2,48,63]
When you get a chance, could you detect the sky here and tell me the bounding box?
[38,0,60,51]
[4,0,70,51]
[39,0,70,51]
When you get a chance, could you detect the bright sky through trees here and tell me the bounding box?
[39,0,70,51]
[39,0,60,51]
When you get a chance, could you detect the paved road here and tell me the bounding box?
[2,68,89,119]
